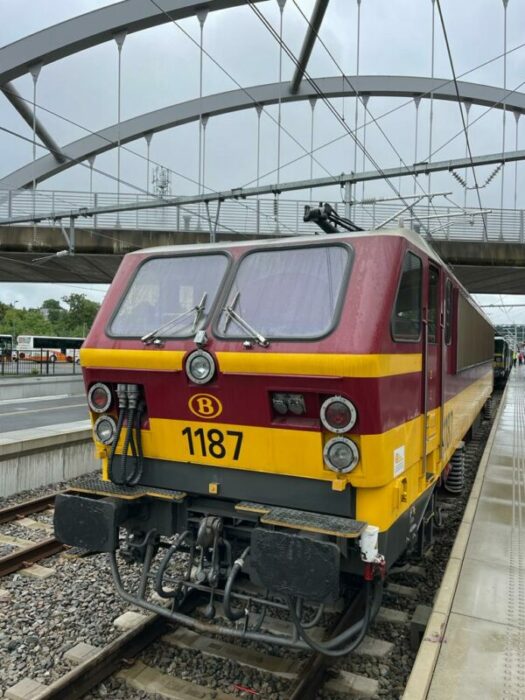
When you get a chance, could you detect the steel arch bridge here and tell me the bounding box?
[1,0,524,189]
[1,0,524,294]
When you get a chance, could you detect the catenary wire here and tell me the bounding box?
[0,125,296,240]
[435,0,487,238]
[246,0,434,233]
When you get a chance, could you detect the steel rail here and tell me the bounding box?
[0,493,57,524]
[0,537,64,577]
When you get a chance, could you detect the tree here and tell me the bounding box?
[61,294,100,336]
[42,298,65,325]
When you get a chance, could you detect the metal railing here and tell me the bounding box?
[1,189,524,243]
[0,349,81,377]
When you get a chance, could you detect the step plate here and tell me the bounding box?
[68,477,186,502]
[237,503,366,538]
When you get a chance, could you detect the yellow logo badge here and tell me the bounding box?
[189,394,223,419]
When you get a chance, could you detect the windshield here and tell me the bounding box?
[110,254,229,338]
[218,244,350,339]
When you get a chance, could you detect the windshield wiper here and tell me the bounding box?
[141,293,207,345]
[222,293,269,348]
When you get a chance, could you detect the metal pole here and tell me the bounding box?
[114,32,126,228]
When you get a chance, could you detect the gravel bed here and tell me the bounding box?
[0,522,50,543]
[0,470,98,511]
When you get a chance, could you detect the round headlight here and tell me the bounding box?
[186,350,216,385]
[323,437,359,473]
[320,396,357,433]
[88,383,112,413]
[94,415,117,445]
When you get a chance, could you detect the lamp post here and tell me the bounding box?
[12,300,18,347]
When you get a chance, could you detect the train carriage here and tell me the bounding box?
[54,224,493,654]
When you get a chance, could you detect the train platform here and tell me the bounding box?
[404,369,525,699]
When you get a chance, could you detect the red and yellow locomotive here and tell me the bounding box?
[55,215,493,654]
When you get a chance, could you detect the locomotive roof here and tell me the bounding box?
[130,228,493,328]
[133,227,442,262]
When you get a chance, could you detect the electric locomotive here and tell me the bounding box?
[55,212,493,654]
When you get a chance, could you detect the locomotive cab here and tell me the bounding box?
[54,228,493,653]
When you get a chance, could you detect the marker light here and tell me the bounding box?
[94,415,117,445]
[320,396,357,433]
[323,437,359,473]
[88,383,112,413]
[271,393,306,416]
[186,350,216,385]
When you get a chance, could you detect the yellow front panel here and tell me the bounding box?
[142,418,327,480]
[81,347,421,378]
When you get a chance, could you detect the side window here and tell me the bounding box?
[445,279,453,345]
[428,265,440,344]
[392,252,422,341]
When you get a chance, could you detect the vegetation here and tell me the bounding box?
[0,294,100,339]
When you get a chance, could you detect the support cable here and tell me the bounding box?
[0,125,286,240]
[239,40,525,191]
[353,0,361,187]
[146,0,341,187]
[413,97,420,196]
[514,112,520,210]
[435,0,488,240]
[500,0,509,238]
[361,94,369,201]
[463,103,471,209]
[114,33,126,227]
[257,1,439,231]
[428,0,435,200]
[309,97,316,202]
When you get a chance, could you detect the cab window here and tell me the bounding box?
[392,252,422,341]
[110,254,229,338]
[217,244,350,340]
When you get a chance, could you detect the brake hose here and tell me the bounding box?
[108,384,128,485]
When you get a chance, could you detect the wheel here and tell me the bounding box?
[49,354,57,363]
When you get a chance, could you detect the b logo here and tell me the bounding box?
[189,393,223,419]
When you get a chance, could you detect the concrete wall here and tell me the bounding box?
[0,420,98,498]
[0,375,84,402]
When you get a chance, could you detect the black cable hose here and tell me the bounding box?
[120,404,136,484]
[125,403,145,486]
[108,405,127,485]
[223,547,250,621]
[287,581,376,656]
[154,531,191,599]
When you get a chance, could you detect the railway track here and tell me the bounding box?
[1,391,501,699]
[0,493,64,577]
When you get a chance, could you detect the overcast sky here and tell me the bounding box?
[1,0,525,323]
